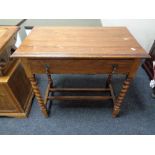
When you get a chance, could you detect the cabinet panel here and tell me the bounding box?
[0,84,17,112]
[8,64,32,110]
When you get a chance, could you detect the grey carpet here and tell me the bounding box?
[0,66,155,135]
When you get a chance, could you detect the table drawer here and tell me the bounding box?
[29,59,134,74]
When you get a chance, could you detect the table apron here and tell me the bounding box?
[28,59,133,74]
[27,59,135,74]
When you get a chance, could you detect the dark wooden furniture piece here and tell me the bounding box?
[12,27,149,118]
[142,41,155,80]
[0,26,33,118]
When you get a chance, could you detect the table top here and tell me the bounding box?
[12,27,149,59]
[0,26,19,53]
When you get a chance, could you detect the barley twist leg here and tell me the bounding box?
[29,76,48,117]
[112,78,132,117]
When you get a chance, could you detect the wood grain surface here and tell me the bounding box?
[12,27,149,59]
[0,26,19,54]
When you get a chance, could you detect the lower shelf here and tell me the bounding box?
[44,82,116,106]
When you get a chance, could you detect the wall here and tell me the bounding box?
[101,19,155,52]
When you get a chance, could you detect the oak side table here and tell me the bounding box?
[0,26,33,118]
[12,27,149,118]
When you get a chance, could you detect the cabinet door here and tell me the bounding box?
[0,84,17,112]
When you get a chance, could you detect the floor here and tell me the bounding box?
[0,67,154,135]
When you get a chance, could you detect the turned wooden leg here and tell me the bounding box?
[29,76,48,117]
[112,77,132,117]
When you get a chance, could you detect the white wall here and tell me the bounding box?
[16,29,31,47]
[101,19,155,52]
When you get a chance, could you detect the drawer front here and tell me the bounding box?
[29,59,134,74]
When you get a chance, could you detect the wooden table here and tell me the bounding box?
[12,27,149,118]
